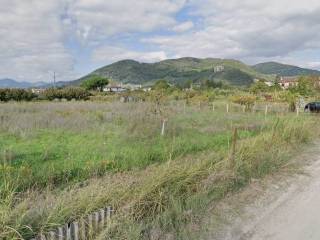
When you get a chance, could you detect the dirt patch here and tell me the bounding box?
[201,141,320,240]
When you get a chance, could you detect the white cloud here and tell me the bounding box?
[0,0,76,82]
[144,0,320,65]
[2,0,320,81]
[92,46,167,63]
[0,0,187,81]
[67,0,186,41]
[172,21,194,32]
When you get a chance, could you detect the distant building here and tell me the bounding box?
[31,88,45,94]
[122,83,142,91]
[142,87,152,92]
[279,76,299,89]
[103,85,127,93]
[213,65,224,73]
[264,81,274,87]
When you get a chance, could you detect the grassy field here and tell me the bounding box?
[0,100,318,239]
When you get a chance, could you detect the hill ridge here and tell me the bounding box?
[252,61,320,76]
[73,57,273,87]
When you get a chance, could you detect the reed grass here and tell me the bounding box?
[0,101,317,239]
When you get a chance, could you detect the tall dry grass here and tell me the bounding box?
[1,105,318,239]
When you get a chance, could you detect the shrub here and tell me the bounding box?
[231,95,256,109]
[42,87,91,101]
[250,81,270,94]
[0,89,36,102]
[61,87,91,100]
[152,80,171,90]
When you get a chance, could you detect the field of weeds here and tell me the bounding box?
[0,100,318,239]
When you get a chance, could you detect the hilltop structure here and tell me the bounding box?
[213,65,225,73]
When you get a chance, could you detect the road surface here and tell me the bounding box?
[244,158,320,240]
[206,143,320,240]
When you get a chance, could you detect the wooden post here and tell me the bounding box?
[66,224,71,240]
[88,214,93,238]
[161,119,167,136]
[212,103,215,112]
[48,231,56,240]
[226,103,229,113]
[107,206,113,218]
[183,101,186,114]
[40,234,47,240]
[242,105,246,113]
[94,211,99,230]
[32,206,115,240]
[199,101,201,110]
[265,105,268,116]
[80,218,86,240]
[58,227,63,240]
[230,128,238,169]
[100,209,105,229]
[106,206,113,220]
[71,222,79,240]
[296,107,300,116]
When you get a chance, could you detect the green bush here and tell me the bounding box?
[0,89,36,102]
[42,87,91,101]
[231,95,256,109]
[152,80,171,90]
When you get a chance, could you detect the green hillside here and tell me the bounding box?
[73,58,273,87]
[253,62,320,76]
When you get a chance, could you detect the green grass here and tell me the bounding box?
[0,122,257,191]
[0,101,316,239]
[0,102,267,192]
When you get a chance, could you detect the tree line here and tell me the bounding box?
[0,75,108,102]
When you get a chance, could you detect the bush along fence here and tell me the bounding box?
[31,206,114,240]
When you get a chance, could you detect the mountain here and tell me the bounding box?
[0,79,61,89]
[252,62,320,76]
[0,78,35,88]
[73,58,273,87]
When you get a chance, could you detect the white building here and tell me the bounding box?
[279,76,299,89]
[214,65,224,73]
[103,85,127,93]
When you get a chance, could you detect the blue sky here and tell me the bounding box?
[1,0,320,82]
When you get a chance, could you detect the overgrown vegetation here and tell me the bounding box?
[0,99,319,240]
[42,87,91,101]
[0,88,36,102]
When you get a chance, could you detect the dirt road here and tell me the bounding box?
[245,158,320,240]
[206,143,320,240]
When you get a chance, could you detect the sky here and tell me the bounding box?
[1,0,320,83]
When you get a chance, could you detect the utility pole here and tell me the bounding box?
[53,71,56,88]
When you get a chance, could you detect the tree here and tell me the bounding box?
[282,91,298,112]
[289,76,315,97]
[152,80,170,90]
[231,95,256,110]
[179,80,192,89]
[81,75,109,92]
[250,81,270,94]
[202,79,224,89]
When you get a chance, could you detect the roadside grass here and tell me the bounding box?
[0,102,268,192]
[97,116,318,240]
[0,101,316,239]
